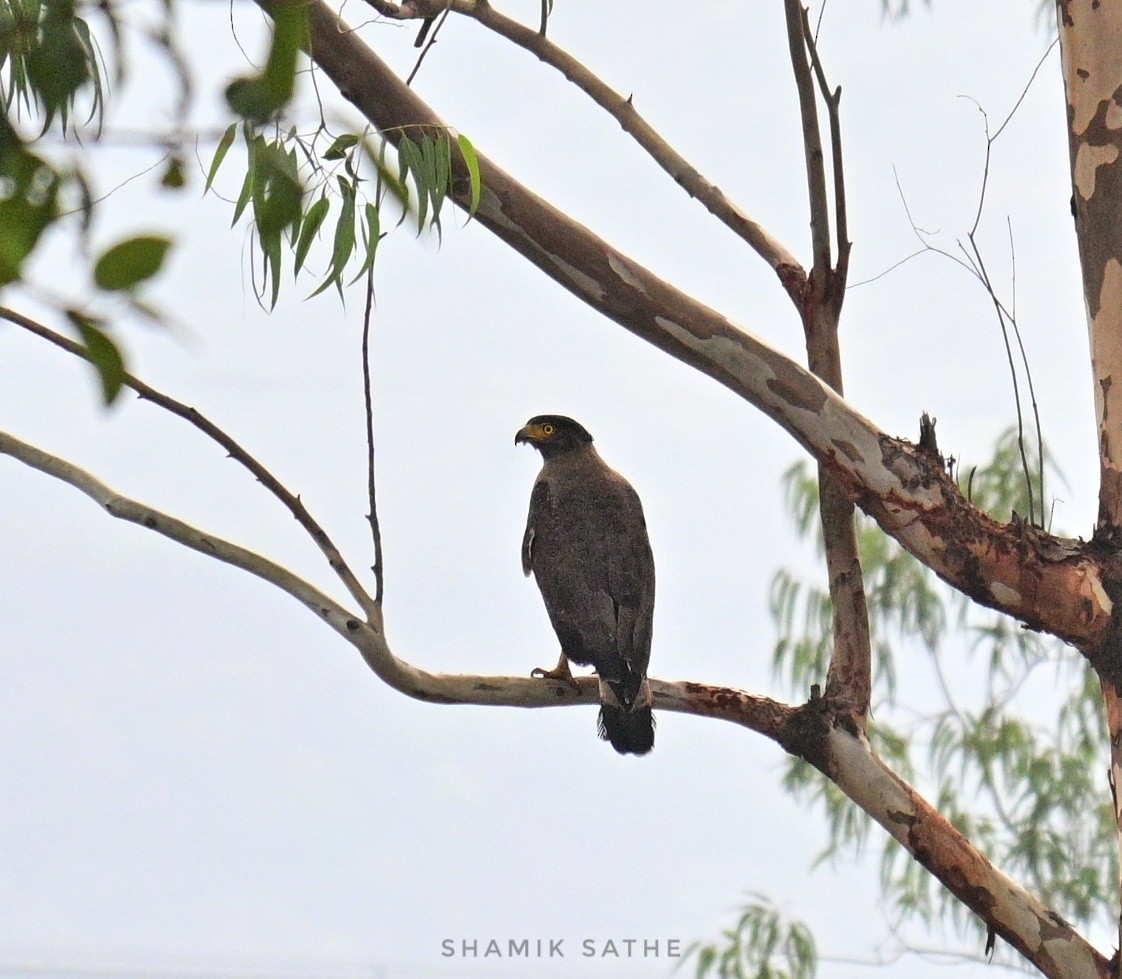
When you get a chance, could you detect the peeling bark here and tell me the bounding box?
[7,416,1106,975]
[822,724,1110,979]
[259,0,1122,660]
[193,2,1122,972]
[1060,7,1122,969]
[1059,0,1122,536]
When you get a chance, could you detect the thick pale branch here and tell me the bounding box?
[0,426,793,731]
[276,0,1118,654]
[0,305,380,622]
[362,0,805,286]
[823,723,1110,979]
[5,427,1107,973]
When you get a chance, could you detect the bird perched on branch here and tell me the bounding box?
[516,415,656,755]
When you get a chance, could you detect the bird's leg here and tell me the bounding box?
[531,653,578,686]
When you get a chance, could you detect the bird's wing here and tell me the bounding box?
[602,479,655,677]
[521,478,549,577]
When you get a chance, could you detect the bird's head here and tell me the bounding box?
[515,415,594,459]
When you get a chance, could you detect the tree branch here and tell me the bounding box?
[272,0,1118,656]
[361,0,806,290]
[783,0,831,283]
[783,2,870,725]
[361,270,385,603]
[3,424,1108,975]
[799,3,850,304]
[822,723,1111,979]
[0,305,381,622]
[0,425,792,729]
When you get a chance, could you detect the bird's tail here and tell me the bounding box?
[597,675,655,756]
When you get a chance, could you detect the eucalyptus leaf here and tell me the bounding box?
[68,310,126,405]
[93,235,173,291]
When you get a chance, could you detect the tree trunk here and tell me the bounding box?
[1059,2,1122,972]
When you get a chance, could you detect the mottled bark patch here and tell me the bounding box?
[761,351,828,414]
[777,696,834,775]
[831,439,863,464]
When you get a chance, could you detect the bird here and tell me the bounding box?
[515,414,656,755]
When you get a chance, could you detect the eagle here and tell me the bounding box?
[515,415,656,755]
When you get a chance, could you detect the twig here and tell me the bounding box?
[991,37,1059,143]
[784,0,831,282]
[887,162,1044,525]
[799,4,849,305]
[781,2,870,728]
[406,2,450,86]
[361,268,385,603]
[1007,217,1046,520]
[360,0,805,288]
[963,236,1035,524]
[0,305,380,621]
[0,424,795,730]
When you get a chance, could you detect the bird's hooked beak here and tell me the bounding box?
[515,422,546,446]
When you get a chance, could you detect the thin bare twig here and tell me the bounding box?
[799,4,849,306]
[963,234,1036,525]
[0,424,796,735]
[0,305,380,620]
[991,37,1059,143]
[783,0,831,282]
[1007,217,1046,518]
[361,268,384,604]
[405,2,450,86]
[360,0,805,286]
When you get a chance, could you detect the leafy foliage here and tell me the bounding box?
[0,111,59,286]
[224,4,307,124]
[773,430,1112,952]
[690,429,1107,973]
[205,123,480,306]
[1,0,483,401]
[684,896,816,979]
[0,0,105,133]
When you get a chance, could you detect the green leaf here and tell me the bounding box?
[323,132,360,161]
[260,226,282,309]
[160,155,186,189]
[252,140,302,237]
[232,133,259,225]
[348,202,381,285]
[309,176,355,298]
[224,5,307,122]
[68,311,126,405]
[294,194,329,275]
[205,123,237,193]
[0,122,61,286]
[23,0,94,131]
[457,133,482,214]
[399,136,428,229]
[93,235,173,291]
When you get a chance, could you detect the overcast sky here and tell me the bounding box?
[0,1,1096,976]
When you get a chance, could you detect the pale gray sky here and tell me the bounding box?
[0,1,1095,976]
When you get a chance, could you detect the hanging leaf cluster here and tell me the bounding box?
[206,121,481,308]
[770,431,1112,952]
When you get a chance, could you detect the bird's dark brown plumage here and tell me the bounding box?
[516,415,655,755]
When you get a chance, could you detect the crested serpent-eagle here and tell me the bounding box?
[515,415,656,755]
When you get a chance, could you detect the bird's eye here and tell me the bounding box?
[542,423,555,436]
